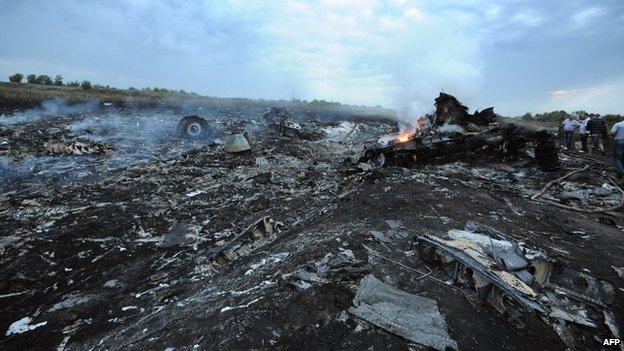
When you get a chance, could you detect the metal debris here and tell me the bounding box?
[418,222,621,347]
[2,94,622,350]
[206,217,275,272]
[349,275,458,351]
[223,133,251,153]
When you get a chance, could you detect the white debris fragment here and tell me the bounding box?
[448,229,513,250]
[5,317,47,336]
[440,216,452,225]
[103,279,121,288]
[48,293,93,312]
[220,298,262,313]
[121,305,138,311]
[230,280,277,296]
[244,253,289,275]
[337,311,349,322]
[322,121,358,141]
[255,157,269,166]
[135,237,162,243]
[185,190,205,198]
[136,227,153,238]
[0,291,27,299]
[549,306,597,328]
[385,219,403,229]
[354,323,367,333]
[77,250,91,259]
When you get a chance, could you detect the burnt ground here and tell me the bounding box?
[1,105,623,351]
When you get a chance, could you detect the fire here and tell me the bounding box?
[394,116,429,143]
[396,130,412,143]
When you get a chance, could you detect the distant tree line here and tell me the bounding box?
[8,72,200,95]
[517,110,623,124]
[6,73,398,113]
[8,72,93,90]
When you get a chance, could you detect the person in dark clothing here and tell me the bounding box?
[586,114,608,155]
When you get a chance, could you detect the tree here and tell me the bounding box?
[604,114,624,124]
[35,74,53,85]
[54,75,63,86]
[80,80,92,90]
[9,73,23,83]
[26,74,37,84]
[66,81,80,87]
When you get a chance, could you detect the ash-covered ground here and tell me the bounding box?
[1,100,623,351]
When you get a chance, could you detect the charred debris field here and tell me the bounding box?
[0,93,623,351]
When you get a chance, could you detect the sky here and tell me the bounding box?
[1,0,623,116]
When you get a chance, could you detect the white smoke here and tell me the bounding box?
[1,100,216,182]
[0,98,100,124]
[385,8,485,124]
[437,123,465,134]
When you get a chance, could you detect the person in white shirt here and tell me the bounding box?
[610,118,624,180]
[562,117,581,150]
[579,114,591,152]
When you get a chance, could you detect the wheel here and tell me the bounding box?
[177,115,210,139]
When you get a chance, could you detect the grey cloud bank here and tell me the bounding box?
[1,0,623,116]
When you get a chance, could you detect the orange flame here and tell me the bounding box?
[396,130,412,143]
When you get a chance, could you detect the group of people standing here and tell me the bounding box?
[562,114,624,180]
[563,114,607,154]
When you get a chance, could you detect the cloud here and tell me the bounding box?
[403,8,425,21]
[0,0,623,116]
[0,0,488,113]
[542,82,623,114]
[257,1,489,119]
[572,6,607,27]
[512,11,544,27]
[548,89,580,97]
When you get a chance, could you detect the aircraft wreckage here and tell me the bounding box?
[2,92,622,351]
[358,93,560,172]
